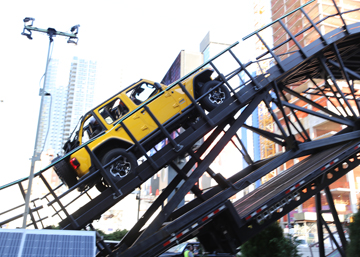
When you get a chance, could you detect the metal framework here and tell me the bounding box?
[1,2,360,257]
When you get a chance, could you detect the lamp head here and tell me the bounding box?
[21,17,35,39]
[70,25,80,35]
[23,17,35,26]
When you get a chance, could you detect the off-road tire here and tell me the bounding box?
[52,156,78,188]
[199,80,230,111]
[96,148,137,192]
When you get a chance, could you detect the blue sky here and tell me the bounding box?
[0,0,257,184]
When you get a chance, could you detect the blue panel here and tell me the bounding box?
[0,232,22,257]
[252,107,261,188]
[252,107,260,162]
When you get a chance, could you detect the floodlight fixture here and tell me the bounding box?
[71,24,80,34]
[21,17,80,44]
[21,17,35,40]
[23,17,35,26]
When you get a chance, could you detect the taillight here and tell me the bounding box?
[70,158,80,169]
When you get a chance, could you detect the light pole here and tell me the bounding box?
[21,18,79,228]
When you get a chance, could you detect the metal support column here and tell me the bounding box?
[324,186,347,253]
[316,192,325,257]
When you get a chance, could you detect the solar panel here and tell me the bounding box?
[0,231,22,257]
[0,229,96,257]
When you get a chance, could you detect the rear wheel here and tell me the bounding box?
[200,80,230,111]
[182,115,200,130]
[52,156,78,188]
[96,148,137,192]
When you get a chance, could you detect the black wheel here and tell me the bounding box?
[97,148,138,191]
[52,156,78,188]
[95,179,108,192]
[182,116,200,130]
[199,80,230,111]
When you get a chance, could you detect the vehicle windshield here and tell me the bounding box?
[68,116,83,142]
[166,242,187,253]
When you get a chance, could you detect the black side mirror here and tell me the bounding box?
[154,82,162,90]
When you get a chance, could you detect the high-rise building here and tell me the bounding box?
[252,0,278,183]
[62,57,97,153]
[37,56,97,157]
[271,0,360,56]
[161,50,203,85]
[37,59,69,156]
[200,32,232,64]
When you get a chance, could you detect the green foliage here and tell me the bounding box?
[96,229,107,238]
[104,229,128,241]
[44,225,60,229]
[346,208,360,257]
[42,226,127,241]
[240,222,300,257]
[97,229,128,241]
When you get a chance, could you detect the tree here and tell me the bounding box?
[240,222,300,257]
[97,229,128,241]
[103,229,128,241]
[346,208,360,257]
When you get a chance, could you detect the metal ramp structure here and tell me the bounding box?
[1,1,360,256]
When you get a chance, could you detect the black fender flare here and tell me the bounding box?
[93,138,134,161]
[193,69,214,98]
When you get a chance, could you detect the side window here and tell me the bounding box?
[126,83,158,105]
[99,98,129,124]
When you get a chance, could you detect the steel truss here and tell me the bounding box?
[1,2,360,257]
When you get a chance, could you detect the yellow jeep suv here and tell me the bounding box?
[53,68,229,191]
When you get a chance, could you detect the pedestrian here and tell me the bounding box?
[184,244,194,257]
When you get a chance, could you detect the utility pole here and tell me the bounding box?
[21,18,79,228]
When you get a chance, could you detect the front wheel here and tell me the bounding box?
[96,148,137,192]
[199,80,230,111]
